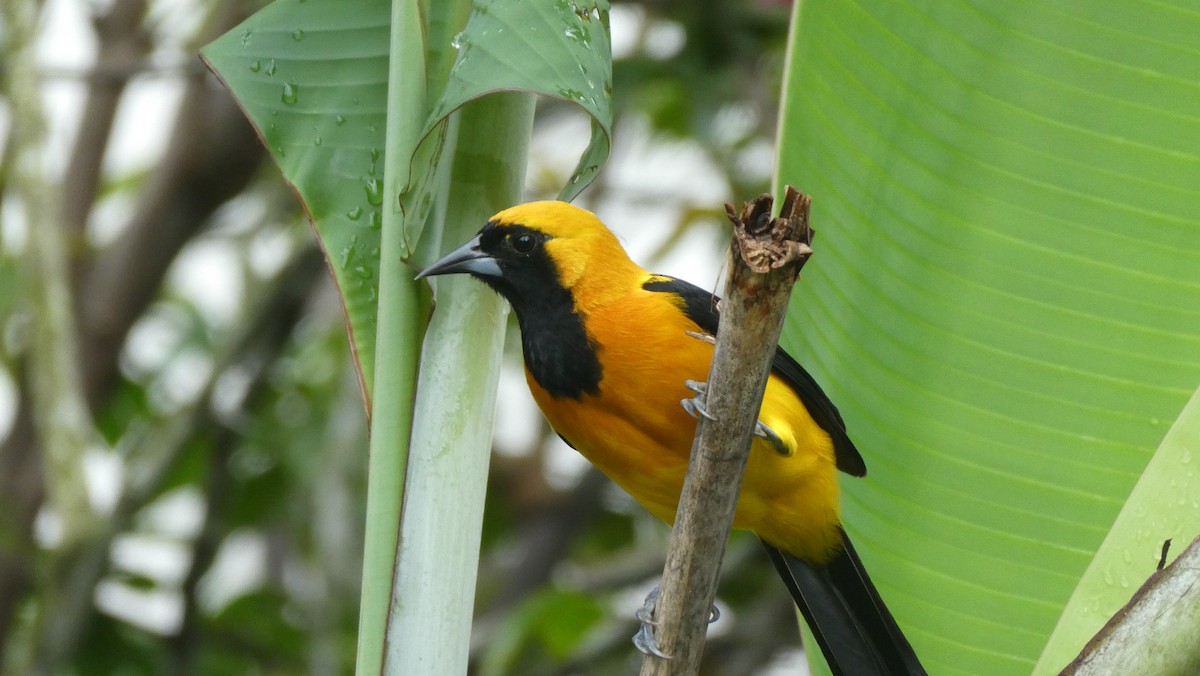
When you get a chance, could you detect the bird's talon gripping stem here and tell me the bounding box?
[633,586,672,659]
[754,420,792,456]
[631,584,721,659]
[681,380,717,421]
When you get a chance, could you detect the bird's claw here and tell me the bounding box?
[631,584,721,659]
[681,380,716,421]
[633,586,672,659]
[754,420,791,456]
[681,380,788,456]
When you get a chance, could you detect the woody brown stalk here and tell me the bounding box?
[640,187,814,675]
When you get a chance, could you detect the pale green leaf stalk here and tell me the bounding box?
[356,0,433,673]
[1035,386,1200,674]
[385,93,535,675]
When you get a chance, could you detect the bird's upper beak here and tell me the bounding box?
[415,234,502,280]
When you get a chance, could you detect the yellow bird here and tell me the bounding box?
[419,201,924,675]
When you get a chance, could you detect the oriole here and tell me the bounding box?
[418,201,924,675]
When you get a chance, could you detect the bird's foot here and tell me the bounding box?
[632,584,721,659]
[754,420,791,456]
[683,380,790,456]
[680,380,716,421]
[633,586,671,659]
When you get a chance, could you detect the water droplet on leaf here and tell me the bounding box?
[364,177,383,205]
[281,81,299,105]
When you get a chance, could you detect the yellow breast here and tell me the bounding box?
[525,283,844,563]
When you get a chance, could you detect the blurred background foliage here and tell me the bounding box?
[0,0,798,673]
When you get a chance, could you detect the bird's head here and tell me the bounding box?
[417,201,640,309]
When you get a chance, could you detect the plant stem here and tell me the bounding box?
[640,188,813,675]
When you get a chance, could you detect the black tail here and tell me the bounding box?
[762,529,926,676]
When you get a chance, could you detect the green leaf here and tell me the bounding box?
[202,0,613,398]
[201,0,390,395]
[1035,386,1200,673]
[426,0,613,205]
[479,588,605,675]
[775,1,1200,674]
[206,589,307,666]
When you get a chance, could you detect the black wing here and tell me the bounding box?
[643,275,866,477]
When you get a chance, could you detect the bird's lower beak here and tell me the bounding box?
[415,234,502,280]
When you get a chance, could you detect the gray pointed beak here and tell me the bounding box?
[415,234,502,280]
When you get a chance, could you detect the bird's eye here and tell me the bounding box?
[510,232,538,255]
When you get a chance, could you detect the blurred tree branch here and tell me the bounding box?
[0,0,265,665]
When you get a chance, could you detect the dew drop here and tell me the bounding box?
[313,136,322,146]
[364,177,383,205]
[557,87,585,103]
[241,30,252,46]
[347,206,363,221]
[451,31,466,49]
[368,210,382,230]
[265,59,277,76]
[249,60,261,73]
[292,29,305,41]
[335,115,347,126]
[281,81,299,105]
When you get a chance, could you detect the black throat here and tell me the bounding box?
[511,287,603,400]
[474,241,603,400]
